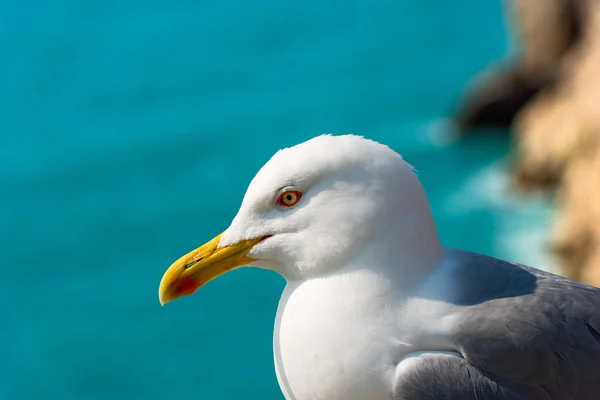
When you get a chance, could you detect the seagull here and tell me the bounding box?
[158,134,600,400]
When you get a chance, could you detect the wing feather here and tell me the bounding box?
[395,251,600,399]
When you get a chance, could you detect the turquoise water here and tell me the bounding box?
[1,1,553,399]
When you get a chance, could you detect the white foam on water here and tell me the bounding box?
[422,118,462,147]
[447,159,557,272]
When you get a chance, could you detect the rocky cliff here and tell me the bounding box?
[456,0,600,286]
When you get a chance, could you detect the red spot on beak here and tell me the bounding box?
[174,277,201,298]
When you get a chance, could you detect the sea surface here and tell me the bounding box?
[0,1,554,399]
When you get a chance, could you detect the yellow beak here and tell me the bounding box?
[158,232,268,305]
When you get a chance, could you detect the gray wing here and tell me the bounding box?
[393,352,547,400]
[399,250,600,399]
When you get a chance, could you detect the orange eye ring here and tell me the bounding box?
[277,190,302,207]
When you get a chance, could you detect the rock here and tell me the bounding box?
[512,2,600,191]
[512,2,600,286]
[456,0,600,286]
[455,65,550,131]
[552,147,600,286]
[454,0,582,132]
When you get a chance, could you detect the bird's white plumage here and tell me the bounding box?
[218,135,449,399]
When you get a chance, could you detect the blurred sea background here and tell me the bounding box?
[1,1,554,399]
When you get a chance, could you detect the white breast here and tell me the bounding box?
[272,271,409,400]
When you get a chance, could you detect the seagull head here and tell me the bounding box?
[158,134,440,305]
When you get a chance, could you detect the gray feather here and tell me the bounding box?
[394,352,544,400]
[394,250,600,400]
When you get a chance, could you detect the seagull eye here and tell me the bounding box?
[277,190,302,207]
